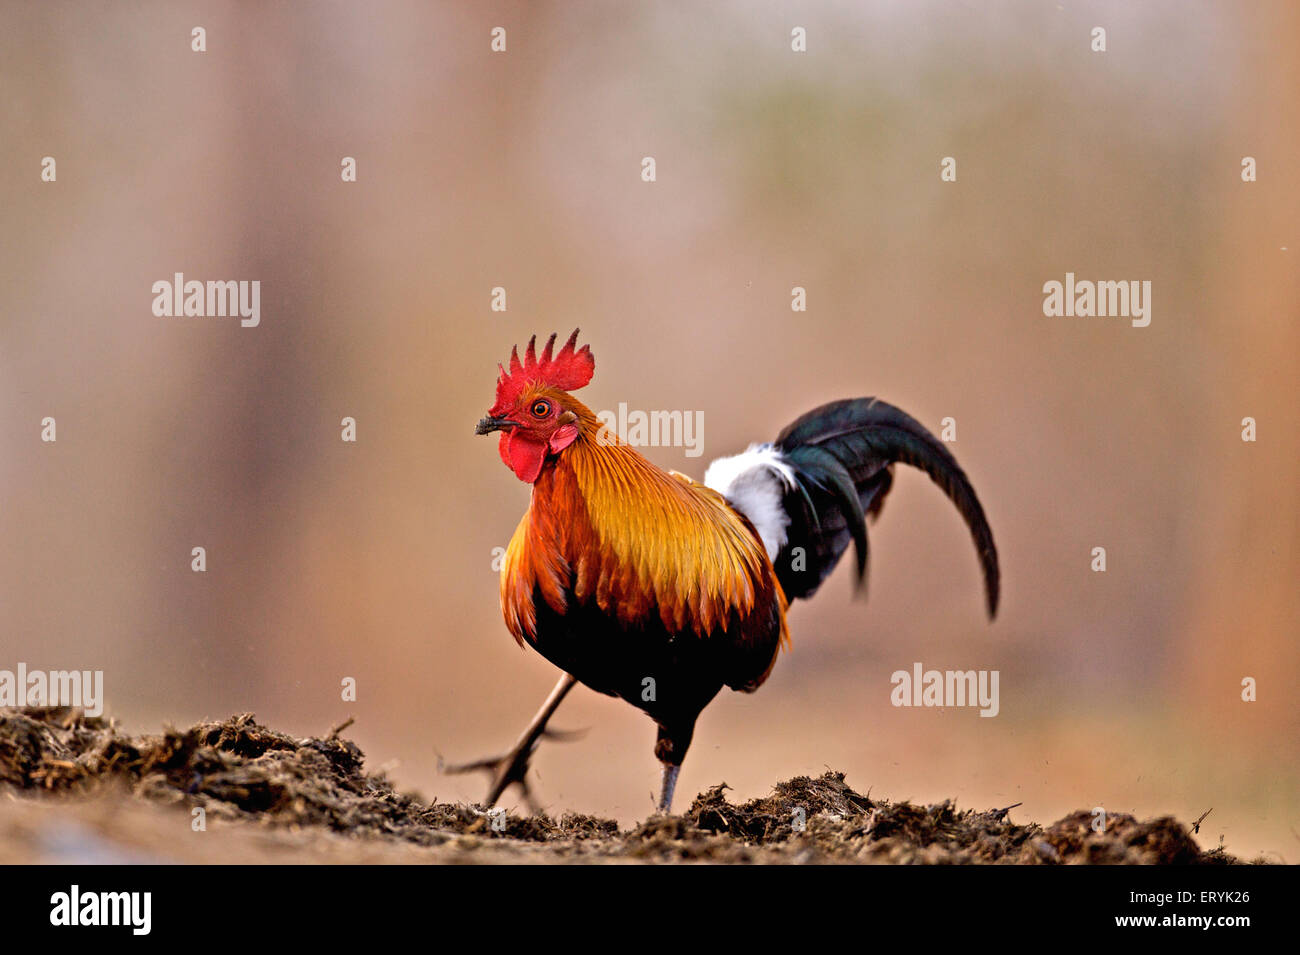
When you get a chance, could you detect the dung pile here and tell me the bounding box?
[0,707,1244,864]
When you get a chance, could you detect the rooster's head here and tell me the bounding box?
[476,329,596,483]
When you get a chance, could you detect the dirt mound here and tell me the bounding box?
[676,777,1231,864]
[0,707,1244,864]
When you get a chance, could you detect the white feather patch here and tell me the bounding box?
[703,443,797,561]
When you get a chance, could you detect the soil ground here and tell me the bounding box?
[0,708,1251,864]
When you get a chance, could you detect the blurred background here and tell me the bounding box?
[2,1,1296,859]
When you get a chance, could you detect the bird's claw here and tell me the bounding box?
[442,747,538,812]
[440,726,586,813]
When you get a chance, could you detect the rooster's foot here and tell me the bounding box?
[440,672,580,812]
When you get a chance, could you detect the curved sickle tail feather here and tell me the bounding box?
[773,397,999,616]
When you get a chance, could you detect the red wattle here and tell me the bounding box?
[502,432,549,483]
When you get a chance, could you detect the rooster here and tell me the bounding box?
[451,330,999,813]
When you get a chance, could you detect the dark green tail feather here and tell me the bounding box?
[772,398,1000,617]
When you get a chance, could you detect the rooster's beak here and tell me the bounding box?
[475,415,518,435]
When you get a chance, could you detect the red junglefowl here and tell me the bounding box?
[448,330,999,813]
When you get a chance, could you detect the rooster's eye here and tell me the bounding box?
[531,400,552,418]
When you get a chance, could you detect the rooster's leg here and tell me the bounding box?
[442,672,579,811]
[653,722,694,814]
[658,763,680,814]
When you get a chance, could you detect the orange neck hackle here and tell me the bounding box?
[499,400,788,655]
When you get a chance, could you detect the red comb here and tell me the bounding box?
[491,329,594,414]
